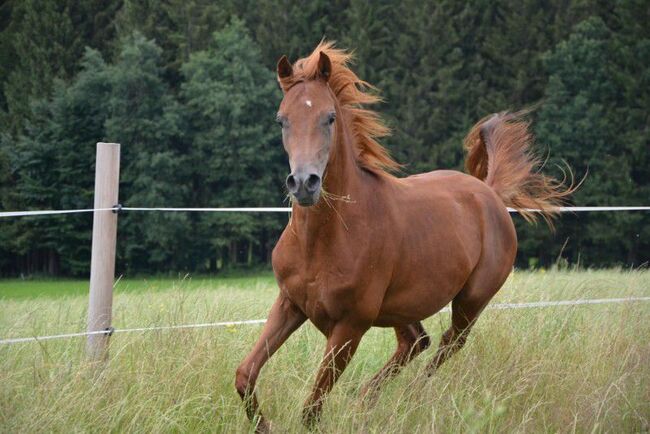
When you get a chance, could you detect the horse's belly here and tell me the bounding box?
[373,229,478,326]
[373,277,463,326]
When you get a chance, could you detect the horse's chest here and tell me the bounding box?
[273,247,361,332]
[281,274,331,331]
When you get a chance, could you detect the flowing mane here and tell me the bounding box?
[278,41,400,175]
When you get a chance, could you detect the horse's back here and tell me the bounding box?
[401,169,513,229]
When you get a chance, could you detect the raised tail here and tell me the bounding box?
[463,111,576,227]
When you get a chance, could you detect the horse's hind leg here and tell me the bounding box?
[360,322,430,402]
[425,296,482,374]
[425,266,509,375]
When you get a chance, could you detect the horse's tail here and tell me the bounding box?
[463,111,576,228]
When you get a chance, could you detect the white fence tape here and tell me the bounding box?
[124,206,650,213]
[510,206,650,213]
[0,207,292,218]
[0,208,116,218]
[1,205,649,218]
[1,296,648,346]
[475,296,650,310]
[122,207,292,213]
[0,320,268,345]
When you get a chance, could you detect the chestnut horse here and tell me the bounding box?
[235,42,571,432]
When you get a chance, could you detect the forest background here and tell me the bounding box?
[0,0,647,276]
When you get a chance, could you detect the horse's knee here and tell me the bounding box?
[235,364,255,399]
[402,323,430,355]
[439,328,454,347]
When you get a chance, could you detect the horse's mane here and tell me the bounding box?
[278,41,400,176]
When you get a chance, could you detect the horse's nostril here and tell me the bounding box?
[306,174,321,192]
[286,174,297,192]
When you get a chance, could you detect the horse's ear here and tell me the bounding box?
[277,55,293,79]
[317,52,331,81]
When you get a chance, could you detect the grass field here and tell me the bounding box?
[1,269,649,433]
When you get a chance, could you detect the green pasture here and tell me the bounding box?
[0,273,276,300]
[1,269,648,433]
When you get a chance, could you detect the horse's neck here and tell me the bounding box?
[323,112,362,199]
[291,109,365,243]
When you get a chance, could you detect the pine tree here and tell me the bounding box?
[5,49,111,275]
[248,0,348,68]
[105,32,191,273]
[536,16,648,265]
[115,0,235,88]
[2,0,78,134]
[1,0,120,135]
[0,133,14,273]
[181,18,284,268]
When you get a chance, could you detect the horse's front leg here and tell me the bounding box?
[235,295,306,433]
[302,322,368,427]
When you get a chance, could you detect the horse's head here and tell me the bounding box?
[276,52,336,207]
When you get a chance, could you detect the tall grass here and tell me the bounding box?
[1,270,648,433]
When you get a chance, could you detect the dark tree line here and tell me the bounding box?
[0,0,648,276]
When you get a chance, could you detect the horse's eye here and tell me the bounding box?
[328,113,336,125]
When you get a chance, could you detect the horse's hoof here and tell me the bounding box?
[254,417,273,434]
[302,405,321,429]
[359,384,380,407]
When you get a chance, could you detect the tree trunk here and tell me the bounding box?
[230,241,236,266]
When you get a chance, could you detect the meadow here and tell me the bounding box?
[1,269,649,433]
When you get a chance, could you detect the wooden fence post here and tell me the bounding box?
[86,142,120,361]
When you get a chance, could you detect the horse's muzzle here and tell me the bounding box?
[286,171,321,206]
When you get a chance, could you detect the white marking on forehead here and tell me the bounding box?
[305,99,312,108]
